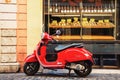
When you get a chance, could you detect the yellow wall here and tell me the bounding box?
[27,0,43,54]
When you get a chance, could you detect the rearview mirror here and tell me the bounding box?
[55,30,61,35]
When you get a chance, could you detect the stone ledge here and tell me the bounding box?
[0,63,20,73]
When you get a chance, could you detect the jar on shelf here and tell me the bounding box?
[82,18,89,28]
[89,18,97,27]
[50,20,58,26]
[97,20,104,27]
[72,17,80,27]
[59,19,66,27]
[66,19,72,27]
[104,19,115,28]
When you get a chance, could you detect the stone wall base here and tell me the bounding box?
[0,63,20,72]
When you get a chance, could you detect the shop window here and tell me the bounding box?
[43,0,119,41]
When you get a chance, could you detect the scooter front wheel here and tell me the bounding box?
[74,62,92,77]
[23,62,40,76]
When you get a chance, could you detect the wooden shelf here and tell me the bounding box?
[82,12,114,16]
[52,35,115,40]
[82,26,115,28]
[49,25,81,28]
[45,13,81,17]
[45,12,114,17]
[49,25,115,28]
[52,35,81,40]
[82,35,115,40]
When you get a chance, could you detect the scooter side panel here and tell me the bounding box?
[63,48,92,63]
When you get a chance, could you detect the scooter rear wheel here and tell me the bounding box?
[74,62,92,77]
[23,62,40,76]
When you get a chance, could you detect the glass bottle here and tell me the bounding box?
[97,6,101,12]
[76,6,80,13]
[61,6,64,13]
[100,6,103,13]
[81,6,85,12]
[73,6,76,13]
[112,7,115,12]
[66,5,70,13]
[52,3,55,13]
[108,4,112,12]
[49,5,53,13]
[70,6,73,13]
[91,5,94,13]
[84,6,88,12]
[55,3,58,13]
[87,5,90,13]
[63,5,67,13]
[111,1,115,12]
[58,4,61,13]
[93,6,97,13]
[104,4,108,12]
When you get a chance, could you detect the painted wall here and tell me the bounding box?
[27,0,43,54]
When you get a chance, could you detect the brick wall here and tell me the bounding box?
[16,0,27,71]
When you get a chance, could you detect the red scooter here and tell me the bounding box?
[23,31,94,77]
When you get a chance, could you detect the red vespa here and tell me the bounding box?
[23,31,94,77]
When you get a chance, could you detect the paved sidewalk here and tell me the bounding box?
[0,69,120,80]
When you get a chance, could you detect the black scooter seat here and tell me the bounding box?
[55,43,83,52]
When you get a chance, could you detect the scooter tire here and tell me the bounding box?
[23,62,40,76]
[74,62,92,77]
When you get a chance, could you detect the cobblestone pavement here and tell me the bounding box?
[0,69,120,80]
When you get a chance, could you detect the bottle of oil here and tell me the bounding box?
[73,6,76,13]
[70,6,73,13]
[108,4,112,12]
[49,4,53,13]
[61,6,64,13]
[55,3,58,13]
[63,5,67,13]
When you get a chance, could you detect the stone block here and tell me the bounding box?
[0,13,16,20]
[1,54,16,63]
[17,29,27,37]
[17,14,27,21]
[17,21,27,29]
[17,53,26,62]
[18,5,27,13]
[0,21,17,28]
[0,29,1,46]
[0,0,16,3]
[0,4,17,13]
[0,54,1,63]
[17,0,27,4]
[1,46,16,53]
[17,38,26,46]
[17,46,27,54]
[1,29,16,37]
[1,37,16,45]
[0,29,1,62]
[0,63,20,72]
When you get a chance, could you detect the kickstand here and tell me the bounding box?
[68,69,71,77]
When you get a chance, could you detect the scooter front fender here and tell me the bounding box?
[24,54,38,63]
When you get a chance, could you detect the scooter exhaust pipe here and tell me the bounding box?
[66,63,85,71]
